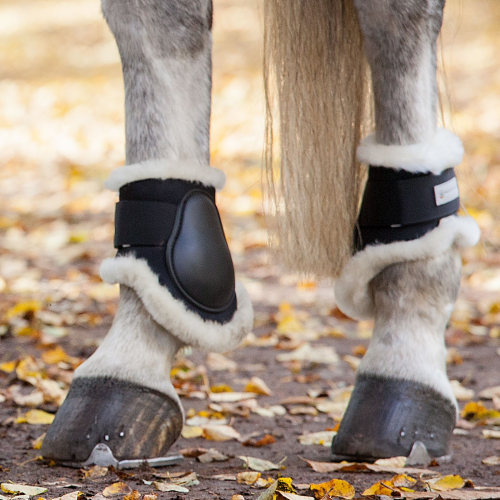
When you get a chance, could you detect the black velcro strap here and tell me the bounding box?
[114,200,177,247]
[358,167,460,228]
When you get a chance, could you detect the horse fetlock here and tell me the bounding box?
[100,171,253,353]
[42,287,184,464]
[331,374,455,462]
[41,377,183,465]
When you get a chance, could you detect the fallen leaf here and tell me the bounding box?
[210,392,258,402]
[210,384,233,393]
[237,472,261,485]
[256,480,278,500]
[16,409,55,425]
[482,429,500,439]
[122,491,140,500]
[479,385,500,400]
[298,431,336,447]
[51,492,85,500]
[450,380,475,401]
[143,495,157,500]
[276,344,339,364]
[362,481,394,496]
[181,425,203,438]
[153,482,189,493]
[462,401,500,421]
[206,352,237,371]
[102,482,132,497]
[203,424,241,441]
[391,473,417,488]
[243,434,276,447]
[300,457,433,475]
[232,496,245,500]
[374,456,407,468]
[239,456,281,471]
[482,456,500,465]
[1,484,48,496]
[245,377,273,396]
[32,433,45,450]
[277,493,314,500]
[83,465,109,478]
[426,475,465,492]
[198,448,230,463]
[310,478,355,499]
[342,355,360,370]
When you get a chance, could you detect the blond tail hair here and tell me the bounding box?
[264,0,370,278]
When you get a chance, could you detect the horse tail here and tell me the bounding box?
[263,0,370,278]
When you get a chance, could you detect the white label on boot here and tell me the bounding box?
[434,177,459,206]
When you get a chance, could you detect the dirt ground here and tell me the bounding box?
[1,0,500,498]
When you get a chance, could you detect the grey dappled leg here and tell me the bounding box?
[102,0,213,163]
[332,251,460,461]
[332,0,480,462]
[43,0,253,464]
[354,0,444,145]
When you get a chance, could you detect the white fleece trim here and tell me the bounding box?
[100,255,253,352]
[105,159,226,191]
[335,216,480,320]
[357,128,464,174]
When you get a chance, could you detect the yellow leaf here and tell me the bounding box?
[16,409,55,425]
[32,432,46,450]
[102,482,132,497]
[245,377,273,396]
[427,475,465,492]
[237,472,261,485]
[41,345,71,365]
[204,425,241,441]
[181,425,204,438]
[462,401,500,421]
[16,356,43,384]
[0,360,17,373]
[210,384,233,393]
[276,477,295,493]
[1,484,47,495]
[4,301,42,321]
[310,478,355,499]
[362,481,394,496]
[391,473,417,488]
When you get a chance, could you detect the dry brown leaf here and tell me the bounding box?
[300,457,433,475]
[391,473,417,488]
[52,492,85,500]
[122,490,141,500]
[289,406,318,416]
[310,478,355,499]
[102,482,132,497]
[83,465,109,479]
[232,496,245,500]
[243,434,276,447]
[179,446,209,457]
[142,495,157,500]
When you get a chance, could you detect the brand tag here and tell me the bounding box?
[434,177,459,206]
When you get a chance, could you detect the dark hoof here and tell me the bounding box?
[331,374,456,462]
[41,377,183,465]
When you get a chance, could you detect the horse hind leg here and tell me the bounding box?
[332,0,480,462]
[41,0,253,465]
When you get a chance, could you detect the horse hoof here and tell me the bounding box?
[41,377,183,465]
[331,374,456,463]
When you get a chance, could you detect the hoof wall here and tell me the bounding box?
[41,377,183,464]
[331,375,455,462]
